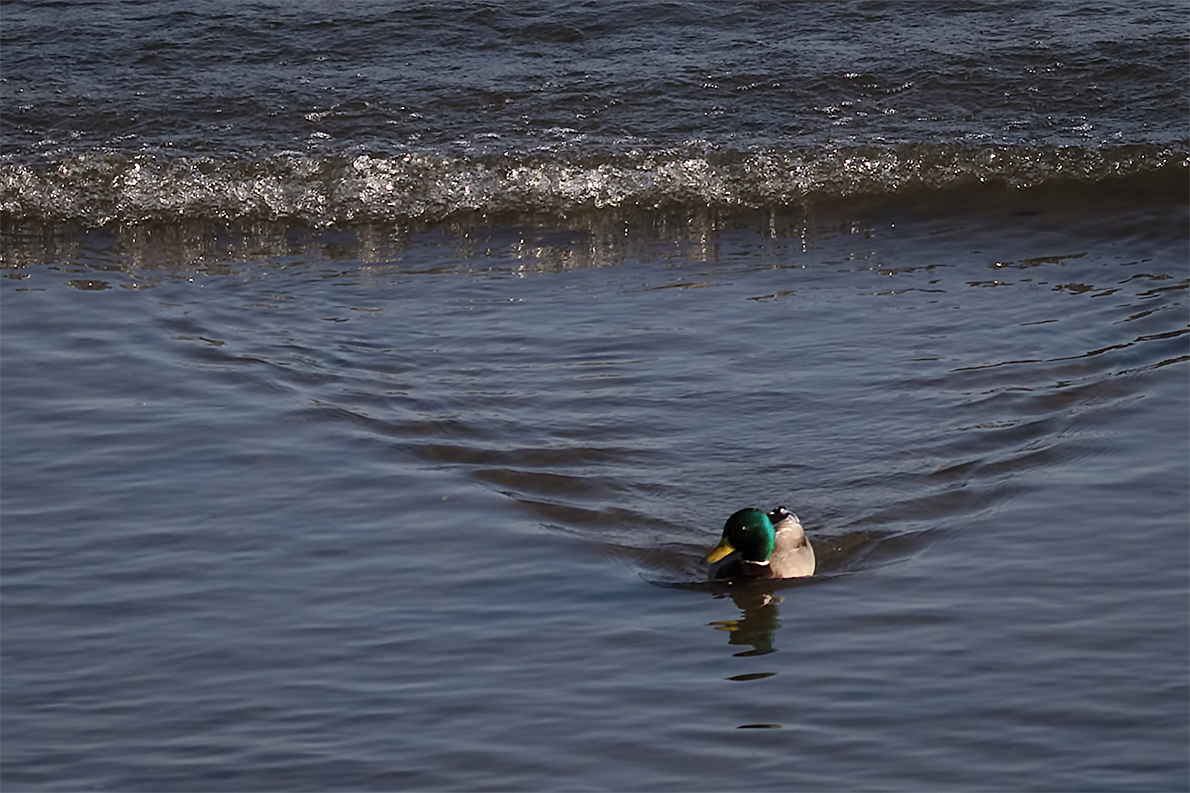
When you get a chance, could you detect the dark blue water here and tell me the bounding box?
[3,1,1188,790]
[3,0,1186,223]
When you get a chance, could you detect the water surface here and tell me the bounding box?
[2,1,1188,790]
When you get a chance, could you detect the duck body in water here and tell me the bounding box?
[705,506,815,581]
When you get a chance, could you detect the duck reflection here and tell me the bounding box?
[708,590,782,657]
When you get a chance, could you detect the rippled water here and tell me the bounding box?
[3,0,1188,790]
[5,181,1187,791]
[3,0,1186,224]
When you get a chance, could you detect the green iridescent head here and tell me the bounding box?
[706,507,776,564]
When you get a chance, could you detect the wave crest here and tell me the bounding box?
[2,143,1185,226]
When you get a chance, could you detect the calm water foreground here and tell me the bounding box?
[3,181,1188,791]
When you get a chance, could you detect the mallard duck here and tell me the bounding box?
[705,506,815,580]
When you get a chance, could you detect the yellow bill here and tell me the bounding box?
[705,539,735,564]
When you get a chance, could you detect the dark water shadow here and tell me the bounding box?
[708,589,786,657]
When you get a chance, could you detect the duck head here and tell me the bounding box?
[705,507,775,564]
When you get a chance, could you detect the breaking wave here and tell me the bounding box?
[2,142,1185,227]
